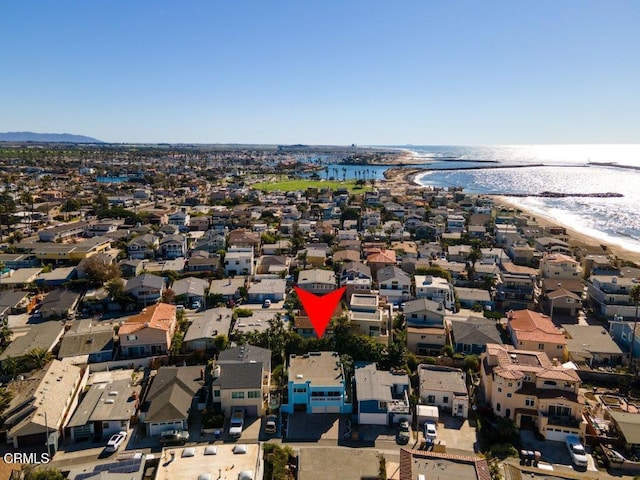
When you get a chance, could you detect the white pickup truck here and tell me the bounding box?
[229,408,245,438]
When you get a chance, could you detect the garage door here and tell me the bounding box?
[311,406,326,413]
[244,405,258,417]
[359,413,387,425]
[148,421,185,436]
[545,428,572,442]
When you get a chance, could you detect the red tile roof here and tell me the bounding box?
[508,309,567,345]
[119,303,176,334]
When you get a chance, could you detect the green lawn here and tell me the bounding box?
[252,178,368,193]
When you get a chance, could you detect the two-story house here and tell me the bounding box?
[415,275,455,310]
[354,363,410,426]
[128,234,159,260]
[159,234,187,259]
[540,253,582,279]
[281,352,352,414]
[212,345,271,417]
[418,365,469,418]
[119,303,177,357]
[224,247,254,277]
[297,269,336,295]
[404,298,446,356]
[587,274,640,319]
[377,265,411,305]
[506,309,567,361]
[340,262,372,299]
[348,294,390,345]
[481,343,586,441]
[125,273,165,304]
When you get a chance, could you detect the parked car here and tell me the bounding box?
[262,299,272,308]
[191,300,201,310]
[565,434,588,468]
[424,421,437,443]
[396,420,410,445]
[265,414,278,435]
[159,429,190,446]
[229,408,245,438]
[105,431,127,452]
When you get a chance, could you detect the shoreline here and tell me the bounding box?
[382,165,640,266]
[491,196,640,266]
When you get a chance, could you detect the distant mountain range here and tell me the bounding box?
[0,131,103,143]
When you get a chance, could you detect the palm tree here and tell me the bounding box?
[26,348,53,370]
[629,284,640,369]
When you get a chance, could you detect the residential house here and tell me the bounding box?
[297,269,336,295]
[447,245,472,263]
[354,363,410,425]
[481,343,586,441]
[546,289,582,317]
[31,236,112,263]
[563,324,624,367]
[587,274,640,319]
[168,211,190,231]
[212,345,272,417]
[540,253,582,279]
[418,365,469,418]
[281,351,352,414]
[304,246,328,267]
[172,276,209,306]
[224,247,254,277]
[377,265,411,305]
[209,278,245,302]
[399,449,491,480]
[141,365,204,435]
[366,249,397,278]
[450,317,504,355]
[415,275,455,310]
[228,228,260,252]
[159,234,187,259]
[192,229,226,254]
[128,234,159,260]
[125,273,165,304]
[348,294,390,345]
[455,287,494,310]
[608,411,640,450]
[0,321,66,368]
[340,261,372,299]
[255,255,290,278]
[247,278,287,303]
[507,309,567,361]
[404,298,447,356]
[38,221,91,242]
[66,370,141,440]
[496,266,537,311]
[118,259,147,278]
[36,266,77,288]
[186,253,220,273]
[57,319,115,364]
[182,307,233,352]
[0,290,30,318]
[118,303,177,357]
[535,236,572,255]
[2,360,83,449]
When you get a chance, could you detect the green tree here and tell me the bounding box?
[26,348,53,370]
[214,334,229,352]
[83,256,122,285]
[22,466,66,480]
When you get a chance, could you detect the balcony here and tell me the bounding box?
[538,410,581,429]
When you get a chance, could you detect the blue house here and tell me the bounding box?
[354,363,410,426]
[281,352,352,414]
[608,317,638,361]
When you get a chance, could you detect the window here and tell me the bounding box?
[543,380,557,386]
[427,395,436,403]
[103,422,109,429]
[379,401,388,410]
[231,391,245,399]
[293,387,306,394]
[496,403,501,412]
[549,405,571,417]
[508,382,513,387]
[497,387,502,393]
[557,345,563,349]
[525,397,535,407]
[538,343,544,350]
[443,396,449,404]
[214,390,220,398]
[248,391,260,399]
[126,335,137,341]
[507,393,512,398]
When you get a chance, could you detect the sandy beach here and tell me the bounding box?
[383,166,640,266]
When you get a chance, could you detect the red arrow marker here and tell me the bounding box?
[294,286,346,339]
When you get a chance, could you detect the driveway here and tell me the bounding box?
[520,430,597,472]
[434,415,478,454]
[285,413,341,442]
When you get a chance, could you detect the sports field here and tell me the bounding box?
[252,179,368,193]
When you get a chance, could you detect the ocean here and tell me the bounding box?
[405,145,640,253]
[326,145,640,253]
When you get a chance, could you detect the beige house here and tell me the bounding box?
[119,303,177,357]
[212,345,271,417]
[540,253,582,279]
[481,343,586,442]
[507,309,567,361]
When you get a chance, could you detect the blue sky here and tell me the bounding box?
[1,1,639,144]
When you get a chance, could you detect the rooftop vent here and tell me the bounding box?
[296,374,304,379]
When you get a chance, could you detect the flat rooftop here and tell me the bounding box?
[289,351,344,386]
[154,444,261,480]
